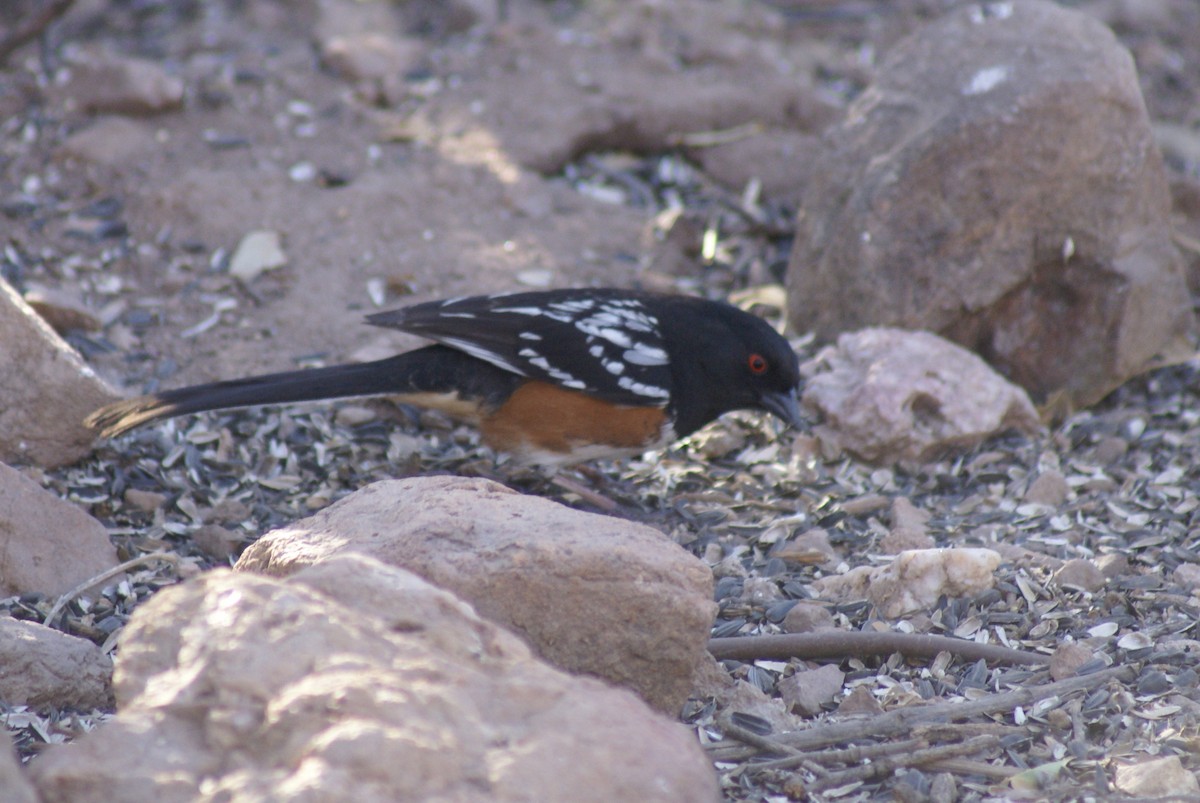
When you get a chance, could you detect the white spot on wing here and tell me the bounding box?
[618,375,669,400]
[439,336,524,375]
[495,306,544,316]
[519,331,542,341]
[622,344,668,366]
[520,350,588,390]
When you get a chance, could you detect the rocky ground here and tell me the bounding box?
[4,0,1200,800]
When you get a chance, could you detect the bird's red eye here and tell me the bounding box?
[748,354,768,374]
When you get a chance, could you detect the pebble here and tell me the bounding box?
[1024,469,1069,507]
[124,487,168,513]
[1052,558,1105,592]
[781,602,834,634]
[229,230,287,281]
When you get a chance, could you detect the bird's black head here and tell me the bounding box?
[658,297,803,438]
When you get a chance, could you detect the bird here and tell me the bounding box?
[85,288,803,466]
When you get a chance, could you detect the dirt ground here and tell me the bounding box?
[6,0,1200,800]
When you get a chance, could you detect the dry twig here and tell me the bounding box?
[43,551,179,628]
[709,631,1053,666]
[707,665,1133,760]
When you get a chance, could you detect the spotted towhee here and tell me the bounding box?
[86,288,803,465]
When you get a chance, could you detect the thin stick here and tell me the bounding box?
[808,735,1000,792]
[720,721,829,778]
[43,551,180,627]
[735,736,928,774]
[706,665,1132,760]
[550,474,619,512]
[709,631,1052,666]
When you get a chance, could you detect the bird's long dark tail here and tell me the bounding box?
[85,345,522,438]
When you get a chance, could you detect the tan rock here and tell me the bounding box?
[1025,470,1070,507]
[0,618,112,709]
[0,730,36,803]
[782,602,835,634]
[58,116,159,172]
[772,527,838,567]
[1114,755,1200,797]
[23,284,101,334]
[0,462,120,596]
[321,33,426,104]
[236,476,716,714]
[1049,642,1095,681]
[28,556,719,803]
[0,280,118,468]
[788,0,1193,407]
[812,548,1002,618]
[778,664,844,717]
[881,496,934,553]
[1053,558,1105,593]
[802,328,1041,465]
[837,685,883,717]
[691,655,799,734]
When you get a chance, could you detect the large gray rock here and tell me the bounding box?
[236,476,716,714]
[787,1,1194,407]
[27,556,719,803]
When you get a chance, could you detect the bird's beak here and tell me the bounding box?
[760,387,804,429]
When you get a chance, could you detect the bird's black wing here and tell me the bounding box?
[367,289,675,407]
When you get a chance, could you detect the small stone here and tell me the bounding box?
[1053,558,1105,593]
[812,548,1002,618]
[772,528,837,566]
[801,329,1041,465]
[929,773,958,803]
[60,117,159,169]
[1093,435,1129,464]
[63,49,184,115]
[0,618,112,709]
[228,230,287,281]
[321,33,425,104]
[839,494,890,516]
[836,685,883,716]
[206,498,253,525]
[782,602,834,634]
[192,524,243,562]
[881,496,934,553]
[778,664,844,717]
[288,161,317,183]
[1095,552,1130,579]
[0,280,118,468]
[1114,755,1200,797]
[24,285,102,334]
[0,462,120,596]
[1049,642,1094,681]
[124,487,168,513]
[1024,469,1069,507]
[1172,562,1200,591]
[334,405,378,427]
